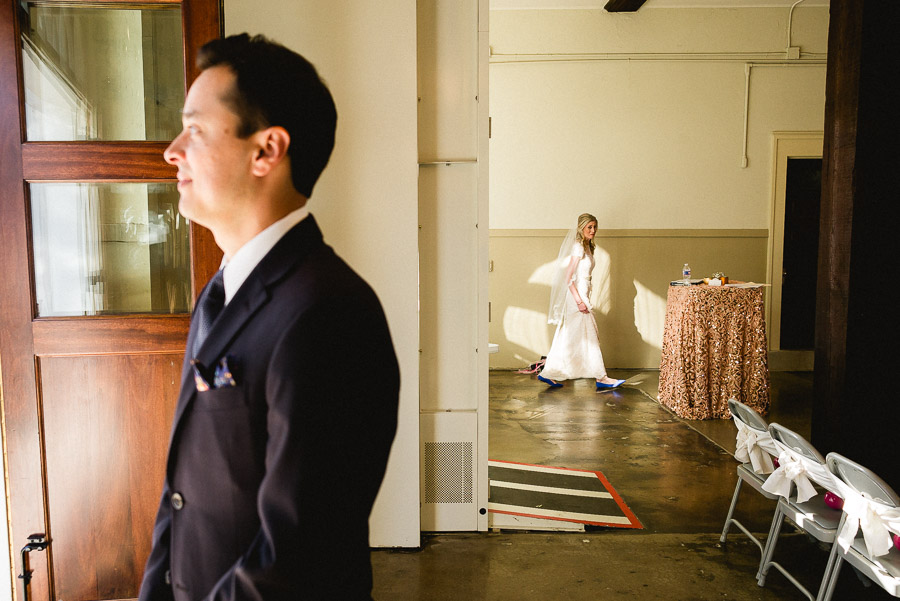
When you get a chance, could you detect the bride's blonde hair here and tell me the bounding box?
[575,213,597,254]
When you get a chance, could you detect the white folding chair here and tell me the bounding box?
[819,452,900,600]
[720,399,779,562]
[756,423,843,601]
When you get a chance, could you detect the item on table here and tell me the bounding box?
[706,271,729,286]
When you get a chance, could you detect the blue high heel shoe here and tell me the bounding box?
[596,379,625,390]
[537,375,563,388]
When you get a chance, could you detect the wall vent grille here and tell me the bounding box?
[423,441,474,504]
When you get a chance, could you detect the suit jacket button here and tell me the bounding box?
[171,492,185,510]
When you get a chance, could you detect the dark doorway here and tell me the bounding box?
[779,158,821,350]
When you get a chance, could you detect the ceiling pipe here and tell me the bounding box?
[787,0,806,59]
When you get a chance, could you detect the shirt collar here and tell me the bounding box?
[220,206,309,304]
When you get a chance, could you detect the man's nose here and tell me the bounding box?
[164,133,184,165]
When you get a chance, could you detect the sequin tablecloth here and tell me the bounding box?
[658,284,770,419]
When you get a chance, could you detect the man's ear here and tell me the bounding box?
[250,126,291,177]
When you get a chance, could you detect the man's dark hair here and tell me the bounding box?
[197,33,337,198]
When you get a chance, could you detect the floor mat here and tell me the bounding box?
[488,459,642,529]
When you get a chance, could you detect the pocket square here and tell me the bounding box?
[192,356,237,391]
[213,356,238,388]
[191,359,211,392]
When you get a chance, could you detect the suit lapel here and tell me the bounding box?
[167,216,325,463]
[193,276,269,369]
[195,215,324,364]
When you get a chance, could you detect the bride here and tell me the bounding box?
[538,213,625,390]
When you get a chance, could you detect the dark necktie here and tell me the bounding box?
[192,269,225,356]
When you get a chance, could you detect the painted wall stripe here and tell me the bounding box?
[490,480,613,499]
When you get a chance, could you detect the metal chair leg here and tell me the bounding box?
[720,477,743,543]
[819,554,844,601]
[815,541,843,601]
[757,505,786,586]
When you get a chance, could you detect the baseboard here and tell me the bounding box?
[768,350,814,371]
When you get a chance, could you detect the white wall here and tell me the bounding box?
[489,6,828,229]
[487,6,828,370]
[224,0,421,547]
[417,0,491,532]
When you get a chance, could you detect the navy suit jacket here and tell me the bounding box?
[139,215,400,601]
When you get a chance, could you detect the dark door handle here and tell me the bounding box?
[18,533,49,601]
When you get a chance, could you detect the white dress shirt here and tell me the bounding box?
[220,206,309,305]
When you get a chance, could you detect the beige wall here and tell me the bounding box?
[489,229,768,369]
[489,6,828,229]
[225,0,421,547]
[488,6,828,369]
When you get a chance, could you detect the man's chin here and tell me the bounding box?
[178,207,219,237]
[177,198,201,225]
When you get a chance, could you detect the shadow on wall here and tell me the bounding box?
[499,246,666,369]
[489,231,769,370]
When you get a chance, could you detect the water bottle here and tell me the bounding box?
[682,263,691,283]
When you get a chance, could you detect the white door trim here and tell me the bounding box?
[766,131,823,363]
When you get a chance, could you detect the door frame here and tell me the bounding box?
[0,1,221,598]
[766,131,823,368]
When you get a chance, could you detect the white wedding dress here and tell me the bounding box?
[540,244,608,381]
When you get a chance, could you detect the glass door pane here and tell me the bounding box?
[21,2,184,141]
[30,182,190,316]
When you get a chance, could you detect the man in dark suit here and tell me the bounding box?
[138,33,399,601]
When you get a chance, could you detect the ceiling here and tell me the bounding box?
[490,0,828,9]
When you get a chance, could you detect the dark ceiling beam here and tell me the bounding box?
[604,0,647,12]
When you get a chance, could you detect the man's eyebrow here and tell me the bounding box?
[181,109,198,118]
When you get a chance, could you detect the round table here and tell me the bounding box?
[658,283,770,419]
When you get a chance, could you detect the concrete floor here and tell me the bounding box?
[371,370,894,600]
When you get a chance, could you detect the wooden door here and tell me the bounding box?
[0,2,221,600]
